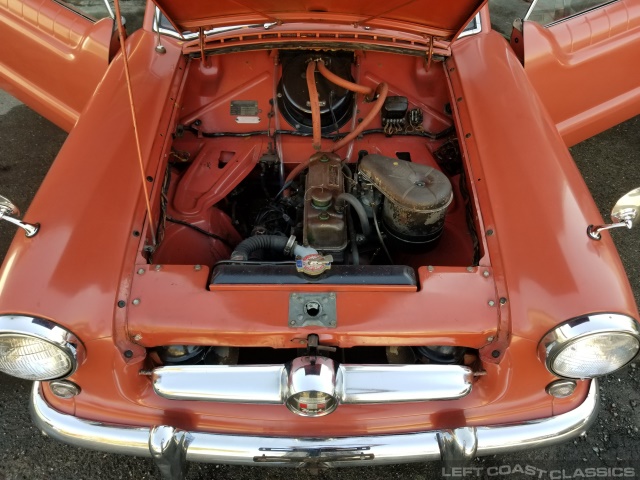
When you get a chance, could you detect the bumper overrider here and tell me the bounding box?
[32,379,599,477]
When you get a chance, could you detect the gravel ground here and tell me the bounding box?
[0,2,639,478]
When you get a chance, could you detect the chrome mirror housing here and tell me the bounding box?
[0,195,19,217]
[0,195,39,237]
[588,187,640,240]
[611,187,640,227]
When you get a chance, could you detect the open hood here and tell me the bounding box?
[153,0,486,40]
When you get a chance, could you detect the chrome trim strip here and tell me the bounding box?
[152,365,284,403]
[152,363,473,404]
[523,0,542,22]
[52,0,96,23]
[458,14,482,39]
[524,0,617,26]
[337,365,473,403]
[31,380,600,467]
[152,7,256,40]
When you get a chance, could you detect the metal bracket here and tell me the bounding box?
[288,293,337,328]
[305,333,337,354]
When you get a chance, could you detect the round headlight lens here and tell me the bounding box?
[0,334,74,380]
[0,316,83,381]
[540,314,640,379]
[551,333,639,378]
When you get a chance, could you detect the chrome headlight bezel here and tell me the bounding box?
[0,315,85,380]
[538,313,640,379]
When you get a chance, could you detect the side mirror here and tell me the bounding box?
[0,195,39,237]
[588,187,640,240]
[0,195,19,217]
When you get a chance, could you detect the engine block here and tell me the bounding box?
[302,152,348,252]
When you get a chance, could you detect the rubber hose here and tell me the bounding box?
[231,235,289,261]
[331,82,389,153]
[336,193,371,237]
[306,61,322,151]
[316,60,374,96]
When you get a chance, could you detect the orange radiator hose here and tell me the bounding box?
[284,61,387,187]
[316,60,374,97]
[330,82,388,153]
[306,61,322,151]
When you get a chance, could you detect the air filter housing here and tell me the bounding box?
[359,155,452,245]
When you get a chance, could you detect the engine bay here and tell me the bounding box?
[151,49,480,283]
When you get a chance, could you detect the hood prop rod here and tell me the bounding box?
[199,28,209,68]
[113,0,157,246]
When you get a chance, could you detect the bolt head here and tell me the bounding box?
[132,298,141,306]
[137,268,145,275]
[483,270,490,277]
[133,334,142,341]
[487,336,494,342]
[194,264,202,271]
[488,300,495,307]
[154,264,162,271]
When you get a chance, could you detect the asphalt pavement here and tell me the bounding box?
[1,1,640,478]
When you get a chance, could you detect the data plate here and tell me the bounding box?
[230,100,259,116]
[288,293,337,328]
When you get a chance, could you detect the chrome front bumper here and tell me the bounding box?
[31,381,599,474]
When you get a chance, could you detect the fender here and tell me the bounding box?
[0,30,184,341]
[449,30,638,342]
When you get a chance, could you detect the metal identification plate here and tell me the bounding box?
[230,100,259,116]
[288,293,337,328]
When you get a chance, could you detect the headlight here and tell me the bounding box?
[539,313,640,379]
[0,316,84,380]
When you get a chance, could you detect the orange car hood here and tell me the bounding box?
[152,0,485,40]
